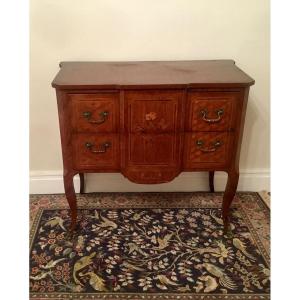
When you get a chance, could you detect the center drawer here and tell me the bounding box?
[125,90,184,133]
[122,90,184,183]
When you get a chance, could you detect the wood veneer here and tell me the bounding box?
[52,60,254,233]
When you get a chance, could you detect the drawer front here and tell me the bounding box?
[125,90,184,133]
[187,92,238,131]
[122,132,182,183]
[70,93,119,133]
[73,134,119,170]
[128,133,179,165]
[184,132,231,168]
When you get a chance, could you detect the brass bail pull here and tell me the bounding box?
[85,142,111,153]
[200,109,224,123]
[196,140,222,153]
[83,111,109,124]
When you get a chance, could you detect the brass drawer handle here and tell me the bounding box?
[200,109,224,123]
[85,142,111,153]
[196,140,222,153]
[82,111,109,124]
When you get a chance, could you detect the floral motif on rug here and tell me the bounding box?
[30,192,270,299]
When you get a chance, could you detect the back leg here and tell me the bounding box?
[209,171,215,192]
[79,173,85,194]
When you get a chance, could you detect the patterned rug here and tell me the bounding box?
[30,192,270,300]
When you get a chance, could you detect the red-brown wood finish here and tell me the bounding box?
[122,90,184,183]
[70,93,119,133]
[52,60,254,232]
[72,133,119,170]
[79,173,85,194]
[187,91,238,132]
[184,132,232,168]
[209,171,215,193]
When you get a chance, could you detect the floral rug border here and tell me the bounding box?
[30,292,270,300]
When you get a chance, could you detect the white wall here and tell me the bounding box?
[30,0,270,193]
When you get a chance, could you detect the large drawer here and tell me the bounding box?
[70,93,119,133]
[186,91,239,131]
[72,133,119,170]
[184,132,232,169]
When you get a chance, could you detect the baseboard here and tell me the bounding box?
[30,169,270,194]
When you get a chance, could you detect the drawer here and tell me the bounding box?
[125,90,184,133]
[72,134,119,170]
[184,132,231,168]
[70,93,119,133]
[187,92,239,131]
[128,133,179,165]
[122,132,182,184]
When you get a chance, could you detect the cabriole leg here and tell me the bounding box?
[222,170,239,234]
[63,173,77,231]
[209,171,215,192]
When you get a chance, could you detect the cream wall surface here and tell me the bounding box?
[30,0,270,192]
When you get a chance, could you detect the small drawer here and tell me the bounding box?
[184,132,231,168]
[187,92,238,131]
[70,93,119,133]
[72,134,119,170]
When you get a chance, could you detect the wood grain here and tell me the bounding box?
[72,133,119,170]
[184,132,232,169]
[122,90,184,183]
[53,60,254,232]
[52,60,255,90]
[187,91,238,131]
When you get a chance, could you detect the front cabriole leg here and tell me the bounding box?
[222,169,239,234]
[63,172,78,232]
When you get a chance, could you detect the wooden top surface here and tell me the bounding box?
[52,60,254,90]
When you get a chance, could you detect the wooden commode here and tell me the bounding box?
[52,60,254,232]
